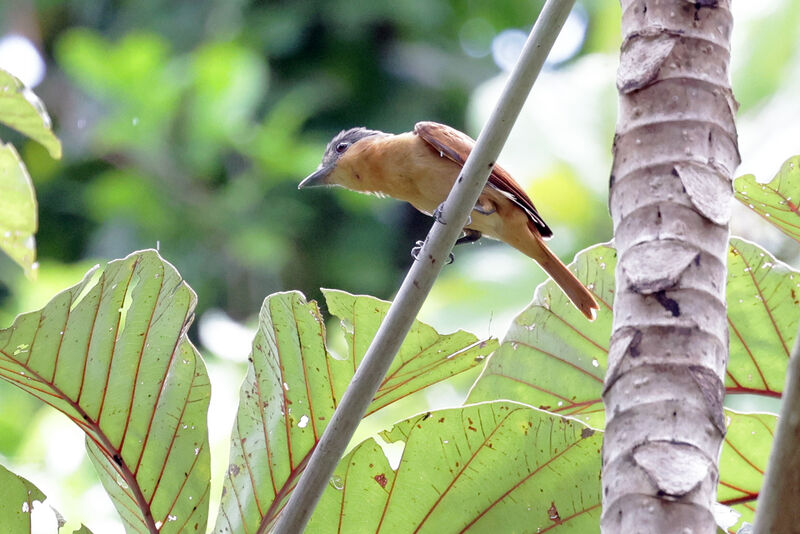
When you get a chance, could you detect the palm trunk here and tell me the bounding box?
[603,1,739,532]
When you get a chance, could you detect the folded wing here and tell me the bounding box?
[414,121,553,239]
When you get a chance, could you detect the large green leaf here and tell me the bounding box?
[727,238,799,394]
[308,401,602,532]
[0,68,62,158]
[734,155,800,243]
[469,239,799,413]
[0,462,47,533]
[0,143,37,276]
[0,462,94,534]
[717,410,775,533]
[214,290,496,533]
[467,243,615,428]
[0,250,211,533]
[466,239,794,526]
[0,69,61,277]
[323,289,496,413]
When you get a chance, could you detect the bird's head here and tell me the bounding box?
[298,127,385,190]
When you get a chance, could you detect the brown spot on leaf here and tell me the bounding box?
[374,473,388,488]
[581,427,596,439]
[548,501,562,524]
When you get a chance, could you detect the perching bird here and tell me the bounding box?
[299,121,598,319]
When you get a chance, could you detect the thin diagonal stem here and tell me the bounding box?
[270,2,577,532]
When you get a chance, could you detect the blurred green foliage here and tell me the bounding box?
[0,0,625,327]
[732,2,800,112]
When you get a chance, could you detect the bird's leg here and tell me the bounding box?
[455,229,482,246]
[472,197,497,216]
[411,238,454,264]
[423,197,490,262]
[434,198,496,225]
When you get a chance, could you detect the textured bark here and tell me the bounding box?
[603,1,738,533]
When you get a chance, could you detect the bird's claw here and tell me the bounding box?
[433,203,446,224]
[410,239,455,264]
[411,240,425,260]
[435,203,475,227]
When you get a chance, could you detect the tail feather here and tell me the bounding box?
[518,228,599,320]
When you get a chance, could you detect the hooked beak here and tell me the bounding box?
[298,165,333,189]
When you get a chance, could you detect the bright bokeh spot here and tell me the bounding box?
[198,309,256,362]
[0,34,46,87]
[491,6,587,71]
[491,29,528,72]
[548,5,588,65]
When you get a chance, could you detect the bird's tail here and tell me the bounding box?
[521,227,599,320]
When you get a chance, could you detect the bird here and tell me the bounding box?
[298,121,598,320]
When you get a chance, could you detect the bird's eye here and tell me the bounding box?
[335,142,350,154]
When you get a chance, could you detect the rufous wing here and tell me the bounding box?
[414,121,553,238]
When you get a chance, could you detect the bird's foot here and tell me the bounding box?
[435,203,477,227]
[411,239,454,264]
[411,240,425,260]
[436,200,495,226]
[433,203,447,224]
